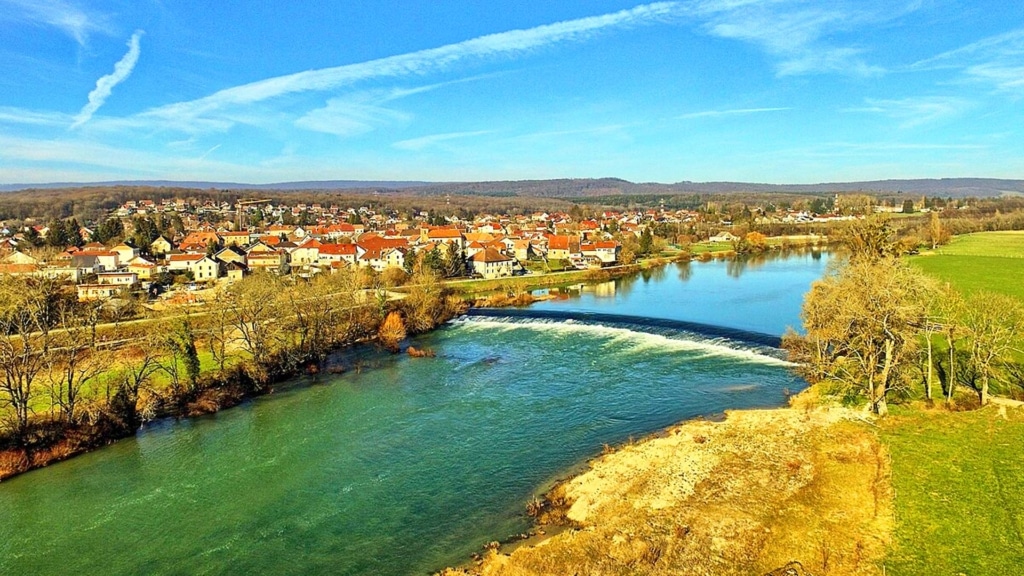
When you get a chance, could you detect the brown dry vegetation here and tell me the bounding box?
[442,403,891,576]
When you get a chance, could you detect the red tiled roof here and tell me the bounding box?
[471,248,512,263]
[168,254,205,262]
[319,243,358,256]
[427,228,463,239]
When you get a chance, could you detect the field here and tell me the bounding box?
[911,231,1024,299]
[890,231,1024,574]
[881,405,1024,575]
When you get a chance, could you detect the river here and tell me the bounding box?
[0,251,829,575]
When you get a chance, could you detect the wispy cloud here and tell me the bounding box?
[295,98,411,137]
[393,130,493,151]
[0,0,108,45]
[138,2,682,130]
[843,96,970,128]
[677,107,791,119]
[816,142,989,153]
[0,106,73,127]
[197,144,221,161]
[512,124,635,140]
[71,30,144,129]
[690,0,913,76]
[911,28,1024,94]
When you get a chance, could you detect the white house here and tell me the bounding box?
[167,254,221,281]
[470,248,514,279]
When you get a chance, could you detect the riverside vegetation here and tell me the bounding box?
[440,218,1024,576]
[0,267,464,479]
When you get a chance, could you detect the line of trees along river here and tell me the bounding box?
[0,268,462,479]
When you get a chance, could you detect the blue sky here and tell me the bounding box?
[1,0,1022,185]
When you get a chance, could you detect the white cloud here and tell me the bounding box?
[295,99,411,137]
[0,0,108,45]
[690,0,911,76]
[393,130,493,151]
[138,2,683,129]
[677,107,791,119]
[0,106,73,127]
[71,30,144,129]
[911,28,1024,94]
[843,96,970,128]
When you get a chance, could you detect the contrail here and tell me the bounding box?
[72,30,144,129]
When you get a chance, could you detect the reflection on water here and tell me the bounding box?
[582,281,616,298]
[676,260,692,282]
[531,250,831,336]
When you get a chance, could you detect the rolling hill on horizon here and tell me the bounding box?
[3,177,1023,199]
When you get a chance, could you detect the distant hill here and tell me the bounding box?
[3,177,1022,198]
[394,177,1024,199]
[0,180,436,193]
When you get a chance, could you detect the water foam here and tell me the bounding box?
[449,316,795,367]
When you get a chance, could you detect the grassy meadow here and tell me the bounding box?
[911,231,1024,299]
[881,406,1024,575]
[881,231,1024,574]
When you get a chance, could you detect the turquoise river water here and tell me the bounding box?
[0,251,829,575]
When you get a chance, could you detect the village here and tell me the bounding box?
[0,193,894,304]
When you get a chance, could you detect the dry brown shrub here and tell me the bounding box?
[380,266,410,288]
[378,311,407,352]
[0,450,30,479]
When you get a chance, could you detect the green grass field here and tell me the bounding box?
[911,231,1024,299]
[931,231,1024,257]
[882,232,1024,574]
[881,406,1024,575]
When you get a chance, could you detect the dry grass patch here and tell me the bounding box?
[447,407,891,576]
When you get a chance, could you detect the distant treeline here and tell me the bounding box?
[4,183,1024,228]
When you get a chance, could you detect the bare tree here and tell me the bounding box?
[959,291,1024,405]
[106,343,161,432]
[206,294,236,374]
[785,258,931,416]
[938,286,965,405]
[0,276,63,439]
[224,273,283,368]
[45,300,104,424]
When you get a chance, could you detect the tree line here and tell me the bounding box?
[0,268,462,477]
[783,216,1024,415]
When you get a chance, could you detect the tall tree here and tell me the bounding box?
[840,215,898,262]
[94,217,124,244]
[158,317,201,398]
[638,227,653,256]
[0,277,63,439]
[225,273,282,378]
[926,211,946,250]
[45,300,103,424]
[784,258,932,416]
[959,292,1024,405]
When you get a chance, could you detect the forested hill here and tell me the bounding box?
[3,177,1022,198]
[0,180,435,193]
[393,178,1024,198]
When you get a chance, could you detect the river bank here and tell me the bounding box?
[0,290,466,483]
[441,389,893,576]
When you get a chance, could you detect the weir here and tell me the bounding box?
[462,308,784,349]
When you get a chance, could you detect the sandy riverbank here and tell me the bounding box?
[442,394,892,576]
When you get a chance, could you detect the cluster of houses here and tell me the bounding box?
[0,214,626,301]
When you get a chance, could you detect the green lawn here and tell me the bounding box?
[911,231,1024,299]
[881,406,1024,575]
[912,255,1024,299]
[931,231,1024,257]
